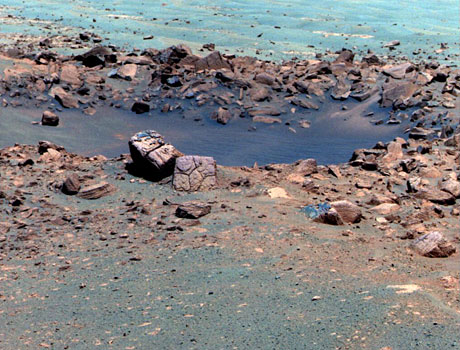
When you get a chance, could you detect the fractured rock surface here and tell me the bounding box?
[173,155,217,192]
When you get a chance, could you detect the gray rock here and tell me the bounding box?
[250,87,270,102]
[291,97,320,110]
[331,79,351,100]
[129,130,183,179]
[383,40,400,48]
[409,127,433,140]
[382,63,414,79]
[173,155,217,192]
[380,81,418,108]
[255,73,275,86]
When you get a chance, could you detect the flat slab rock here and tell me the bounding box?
[77,182,116,200]
[173,155,217,192]
[175,201,211,219]
[412,231,456,258]
[129,130,183,179]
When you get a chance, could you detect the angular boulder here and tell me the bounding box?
[62,174,81,195]
[330,200,362,223]
[295,158,318,176]
[175,201,211,219]
[380,81,418,108]
[131,102,150,114]
[129,130,183,180]
[412,231,456,258]
[416,188,456,205]
[317,208,344,225]
[41,110,59,126]
[49,87,79,109]
[116,64,137,81]
[173,155,217,192]
[195,51,231,71]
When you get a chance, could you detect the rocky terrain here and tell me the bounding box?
[0,125,459,348]
[0,41,458,134]
[0,36,459,349]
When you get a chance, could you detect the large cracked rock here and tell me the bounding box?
[173,155,217,192]
[129,130,183,180]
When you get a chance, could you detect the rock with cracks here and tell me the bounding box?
[129,130,183,180]
[173,155,217,192]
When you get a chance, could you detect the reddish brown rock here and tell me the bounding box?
[295,159,318,176]
[49,86,79,109]
[330,200,362,223]
[195,51,231,71]
[175,201,211,219]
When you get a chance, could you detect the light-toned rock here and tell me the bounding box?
[252,116,282,124]
[412,231,456,258]
[60,64,82,88]
[371,203,400,215]
[330,200,362,223]
[382,141,403,163]
[267,187,290,199]
[117,64,137,80]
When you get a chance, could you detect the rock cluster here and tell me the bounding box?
[1,44,457,138]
